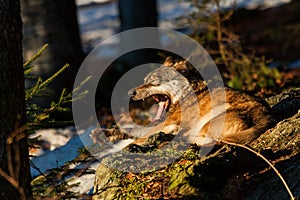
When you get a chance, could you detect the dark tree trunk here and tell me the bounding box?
[95,0,159,105]
[118,0,158,32]
[21,0,84,107]
[0,0,33,199]
[117,0,159,66]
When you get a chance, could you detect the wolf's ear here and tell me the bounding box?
[162,56,174,67]
[172,56,191,72]
[162,56,191,72]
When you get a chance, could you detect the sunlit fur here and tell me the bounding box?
[129,57,275,145]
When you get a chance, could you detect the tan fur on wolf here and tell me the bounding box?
[129,57,274,145]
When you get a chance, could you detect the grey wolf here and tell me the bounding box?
[128,57,275,145]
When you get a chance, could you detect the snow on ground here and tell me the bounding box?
[231,0,291,9]
[76,0,110,7]
[30,0,293,196]
[30,126,134,194]
[29,127,76,157]
[77,1,118,52]
[30,127,89,177]
[288,59,300,69]
[67,139,134,194]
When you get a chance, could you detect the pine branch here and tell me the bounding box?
[38,63,70,90]
[23,44,48,70]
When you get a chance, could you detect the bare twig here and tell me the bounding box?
[222,141,295,200]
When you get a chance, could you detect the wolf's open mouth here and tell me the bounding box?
[151,94,170,122]
[129,88,171,122]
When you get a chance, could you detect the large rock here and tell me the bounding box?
[93,163,122,200]
[93,89,300,199]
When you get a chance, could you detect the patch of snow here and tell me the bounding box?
[234,0,291,10]
[30,125,134,194]
[158,0,193,29]
[68,139,134,194]
[77,2,118,52]
[30,130,84,177]
[29,127,75,152]
[67,161,100,195]
[287,59,300,69]
[76,0,110,7]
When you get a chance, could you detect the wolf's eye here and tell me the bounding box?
[149,79,160,86]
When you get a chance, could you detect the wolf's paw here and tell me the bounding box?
[161,124,179,134]
[90,127,134,144]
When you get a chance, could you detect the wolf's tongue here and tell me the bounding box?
[153,101,167,121]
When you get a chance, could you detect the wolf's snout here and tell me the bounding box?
[128,89,136,98]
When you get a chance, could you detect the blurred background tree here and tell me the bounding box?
[96,0,160,106]
[117,0,159,66]
[118,0,157,32]
[21,0,84,108]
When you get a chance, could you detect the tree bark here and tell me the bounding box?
[0,0,32,199]
[118,0,157,32]
[118,0,159,66]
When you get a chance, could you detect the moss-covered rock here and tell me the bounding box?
[93,89,300,199]
[93,163,122,200]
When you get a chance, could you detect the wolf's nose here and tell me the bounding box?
[128,89,136,98]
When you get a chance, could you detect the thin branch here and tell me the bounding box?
[29,160,48,180]
[222,141,295,200]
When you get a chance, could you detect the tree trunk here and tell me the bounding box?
[0,0,33,199]
[95,0,160,105]
[21,0,84,107]
[117,0,159,66]
[118,0,157,32]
